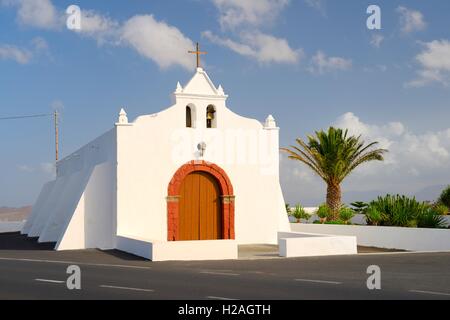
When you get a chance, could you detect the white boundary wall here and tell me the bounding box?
[117,236,238,261]
[278,232,357,257]
[291,223,450,251]
[290,209,450,227]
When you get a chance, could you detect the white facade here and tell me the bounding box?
[22,68,290,260]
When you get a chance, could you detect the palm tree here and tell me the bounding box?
[282,127,387,220]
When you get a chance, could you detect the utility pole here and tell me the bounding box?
[54,110,59,163]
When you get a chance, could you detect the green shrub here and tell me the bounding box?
[289,204,310,222]
[438,186,450,208]
[369,194,427,227]
[417,208,447,229]
[339,207,355,224]
[433,203,449,216]
[324,220,346,225]
[316,204,331,224]
[364,206,385,226]
[368,194,446,228]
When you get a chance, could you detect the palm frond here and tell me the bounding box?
[281,127,388,184]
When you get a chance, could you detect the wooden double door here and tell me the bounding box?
[178,172,222,240]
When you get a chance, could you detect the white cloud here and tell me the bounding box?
[74,10,120,44]
[3,0,196,70]
[206,0,300,66]
[397,6,426,34]
[407,40,450,87]
[16,163,55,176]
[0,37,52,64]
[3,0,118,40]
[121,15,196,71]
[370,34,384,48]
[0,44,32,64]
[79,10,117,34]
[40,162,55,175]
[309,50,352,74]
[281,112,450,205]
[2,0,62,29]
[203,30,302,64]
[212,0,289,30]
[304,0,326,15]
[334,112,450,171]
[17,165,34,173]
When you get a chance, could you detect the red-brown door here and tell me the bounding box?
[178,172,222,240]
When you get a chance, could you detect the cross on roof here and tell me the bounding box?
[188,42,207,68]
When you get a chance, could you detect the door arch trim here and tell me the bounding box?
[167,161,235,241]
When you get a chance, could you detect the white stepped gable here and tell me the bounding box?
[178,67,225,97]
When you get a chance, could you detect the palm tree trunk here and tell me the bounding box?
[326,182,341,220]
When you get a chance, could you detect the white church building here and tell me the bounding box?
[21,66,291,261]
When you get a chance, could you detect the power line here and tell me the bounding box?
[0,111,59,167]
[0,114,52,121]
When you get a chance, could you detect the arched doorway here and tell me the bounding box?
[167,161,235,241]
[179,172,221,240]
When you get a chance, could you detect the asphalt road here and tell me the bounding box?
[0,233,449,300]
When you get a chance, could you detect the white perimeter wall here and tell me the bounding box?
[291,223,450,251]
[116,236,238,261]
[278,231,357,257]
[291,209,450,227]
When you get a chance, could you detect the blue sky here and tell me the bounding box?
[1,0,450,207]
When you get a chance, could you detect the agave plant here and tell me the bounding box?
[316,204,331,224]
[364,206,385,226]
[289,204,310,223]
[417,208,447,229]
[339,207,355,225]
[282,127,387,220]
[368,194,446,228]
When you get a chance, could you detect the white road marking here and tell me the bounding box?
[100,285,154,292]
[0,257,151,270]
[35,278,65,284]
[358,250,450,256]
[200,271,240,276]
[295,278,342,285]
[206,296,237,300]
[409,290,450,297]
